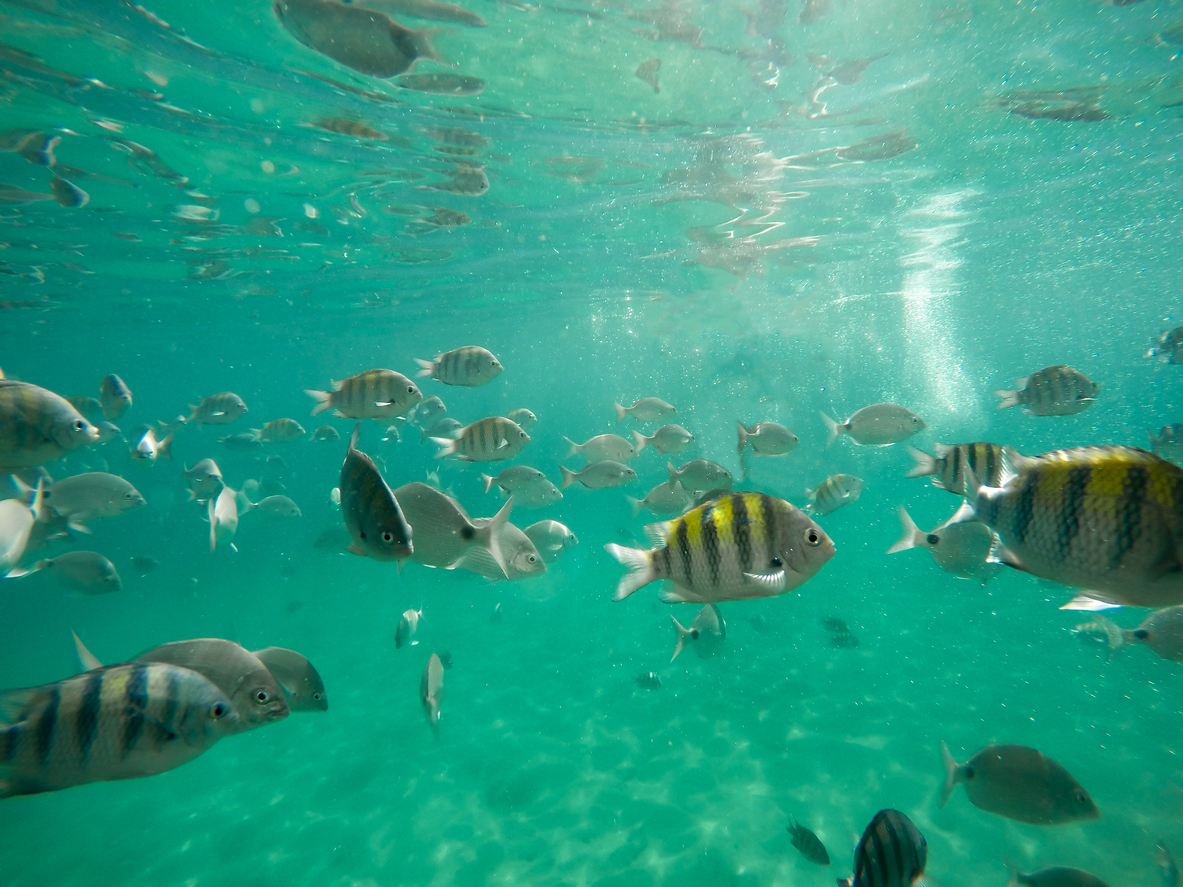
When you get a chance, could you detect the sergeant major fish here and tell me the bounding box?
[905,442,1009,496]
[605,492,834,604]
[804,474,863,515]
[340,424,413,561]
[310,424,340,442]
[433,416,529,462]
[994,365,1099,416]
[821,403,925,447]
[786,818,829,866]
[188,392,248,425]
[251,418,306,442]
[839,809,929,887]
[414,346,502,387]
[306,369,422,420]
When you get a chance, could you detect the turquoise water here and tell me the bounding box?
[2,0,1183,884]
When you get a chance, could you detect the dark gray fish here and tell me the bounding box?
[1007,865,1111,887]
[340,424,413,561]
[0,380,99,472]
[274,0,443,77]
[98,374,132,421]
[362,0,487,27]
[219,432,263,451]
[252,646,328,712]
[50,175,88,208]
[636,58,661,92]
[437,650,453,670]
[130,555,160,575]
[940,742,1098,824]
[786,818,829,866]
[1159,842,1179,887]
[29,551,121,595]
[840,809,926,887]
[994,365,1099,416]
[636,671,661,689]
[397,73,485,95]
[311,424,341,441]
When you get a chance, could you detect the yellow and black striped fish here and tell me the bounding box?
[339,423,413,561]
[604,492,835,604]
[906,442,1008,496]
[306,369,422,420]
[433,416,529,462]
[966,445,1183,608]
[415,346,502,387]
[0,661,237,798]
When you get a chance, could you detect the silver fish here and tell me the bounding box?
[183,460,223,502]
[252,646,328,712]
[0,381,99,472]
[480,466,562,508]
[670,603,726,660]
[395,607,423,648]
[420,653,443,737]
[29,551,121,594]
[560,460,636,490]
[821,403,926,447]
[392,481,510,574]
[614,397,676,424]
[1007,866,1111,887]
[505,408,537,431]
[632,424,694,455]
[667,459,732,494]
[129,426,172,464]
[887,503,1001,582]
[98,374,132,421]
[626,478,693,517]
[736,421,798,456]
[414,346,502,387]
[413,396,447,434]
[250,495,302,518]
[523,520,578,563]
[208,486,239,552]
[43,472,145,526]
[0,483,43,576]
[563,433,636,463]
[188,392,248,425]
[456,515,545,580]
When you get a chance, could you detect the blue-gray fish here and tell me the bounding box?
[670,603,725,660]
[0,661,238,798]
[340,424,413,561]
[994,365,1099,416]
[310,424,340,442]
[98,374,132,421]
[307,369,422,420]
[565,433,636,464]
[821,403,926,447]
[737,421,798,456]
[188,392,248,425]
[392,481,510,574]
[43,471,145,526]
[0,380,99,472]
[840,809,927,887]
[905,442,1009,496]
[29,551,122,594]
[1007,866,1111,887]
[667,459,732,494]
[786,818,829,866]
[560,460,636,490]
[252,646,328,712]
[415,346,502,387]
[1158,842,1179,887]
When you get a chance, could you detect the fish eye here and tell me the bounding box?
[1075,791,1088,804]
[770,556,783,568]
[382,531,394,542]
[72,419,85,431]
[926,534,940,545]
[211,702,227,719]
[528,555,538,564]
[406,386,415,394]
[255,690,269,703]
[804,529,821,547]
[313,692,323,700]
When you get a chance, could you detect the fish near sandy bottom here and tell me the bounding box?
[0,380,99,471]
[670,603,725,660]
[839,809,927,887]
[340,424,413,561]
[1007,865,1112,887]
[940,741,1098,824]
[964,446,1183,608]
[786,818,829,866]
[605,492,834,604]
[0,662,238,798]
[252,646,328,712]
[421,653,443,737]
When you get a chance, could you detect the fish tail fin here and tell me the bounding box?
[559,466,578,490]
[413,358,435,378]
[670,614,691,660]
[208,497,218,553]
[476,496,514,578]
[736,420,749,454]
[562,436,579,459]
[29,479,44,523]
[961,464,982,509]
[1003,857,1021,887]
[604,543,654,601]
[72,630,103,672]
[157,432,174,461]
[887,505,925,554]
[666,460,678,483]
[249,428,263,442]
[480,473,494,494]
[305,389,332,416]
[411,28,448,66]
[625,495,644,517]
[904,445,938,479]
[939,740,960,807]
[993,389,1020,410]
[819,411,842,447]
[614,402,627,424]
[836,879,853,887]
[632,430,647,453]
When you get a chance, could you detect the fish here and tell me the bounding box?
[362,0,487,27]
[0,183,53,204]
[786,818,829,866]
[635,58,661,92]
[636,671,661,689]
[311,424,340,442]
[505,408,537,431]
[251,495,302,518]
[340,424,413,561]
[632,424,695,455]
[736,421,798,456]
[490,601,503,622]
[424,417,463,440]
[1147,327,1183,364]
[392,481,510,574]
[251,418,306,442]
[49,175,88,208]
[821,403,926,447]
[887,503,1001,582]
[437,650,454,670]
[129,426,172,464]
[397,74,484,95]
[1158,842,1178,887]
[252,646,328,712]
[480,466,562,508]
[614,398,676,423]
[42,471,145,526]
[939,741,1098,824]
[905,442,1009,496]
[560,460,636,490]
[0,380,99,472]
[26,551,121,594]
[0,661,238,798]
[627,478,693,517]
[395,607,423,648]
[964,446,1183,609]
[0,482,43,576]
[667,459,732,494]
[1006,866,1111,887]
[188,392,249,425]
[457,516,544,580]
[564,433,636,463]
[208,486,240,552]
[839,809,927,887]
[219,432,262,451]
[433,416,530,462]
[307,369,422,420]
[98,374,132,420]
[826,621,860,648]
[412,395,447,434]
[309,117,388,141]
[670,603,726,660]
[420,653,443,737]
[605,492,835,604]
[414,346,502,387]
[1121,607,1183,661]
[1149,424,1183,464]
[134,639,289,732]
[183,459,223,502]
[523,520,578,562]
[65,396,104,423]
[994,365,1099,416]
[273,0,443,78]
[95,422,122,445]
[804,474,864,515]
[130,555,160,576]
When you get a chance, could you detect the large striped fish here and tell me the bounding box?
[993,365,1099,416]
[339,423,413,561]
[0,662,238,798]
[306,368,422,420]
[840,809,930,887]
[964,446,1183,609]
[604,492,835,604]
[414,346,502,387]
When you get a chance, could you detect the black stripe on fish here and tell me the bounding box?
[76,669,104,765]
[1054,466,1090,562]
[701,503,721,587]
[1011,476,1037,545]
[949,444,962,491]
[160,665,179,744]
[33,685,60,767]
[1114,465,1147,570]
[733,493,752,573]
[675,519,692,581]
[123,662,148,756]
[759,494,777,564]
[658,538,672,578]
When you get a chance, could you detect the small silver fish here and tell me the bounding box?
[395,607,423,648]
[457,517,545,580]
[43,472,145,526]
[129,426,172,464]
[627,478,693,517]
[614,397,675,424]
[420,653,443,737]
[736,421,798,456]
[563,433,636,464]
[887,503,1001,582]
[99,374,132,420]
[209,486,239,552]
[560,460,636,490]
[821,403,925,447]
[251,495,302,518]
[413,396,447,433]
[670,603,726,660]
[505,408,537,431]
[667,459,732,494]
[523,520,578,562]
[480,466,562,507]
[27,551,121,594]
[183,459,223,502]
[632,424,694,455]
[252,646,328,712]
[392,481,510,574]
